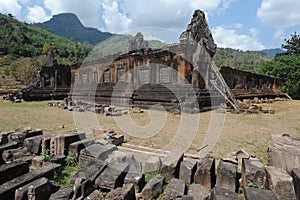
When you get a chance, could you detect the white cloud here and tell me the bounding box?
[191,0,234,12]
[100,0,235,33]
[101,0,131,33]
[212,26,265,50]
[26,5,50,23]
[249,28,259,38]
[274,29,285,41]
[0,0,22,19]
[257,0,300,27]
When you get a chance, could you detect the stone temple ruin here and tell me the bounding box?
[18,10,286,112]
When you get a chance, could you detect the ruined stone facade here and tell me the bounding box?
[22,10,284,108]
[70,10,283,110]
[21,50,73,101]
[219,66,282,99]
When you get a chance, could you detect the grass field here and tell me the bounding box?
[1,99,299,164]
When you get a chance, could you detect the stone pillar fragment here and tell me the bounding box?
[266,166,297,200]
[242,157,267,188]
[216,159,238,192]
[194,157,216,189]
[179,159,197,184]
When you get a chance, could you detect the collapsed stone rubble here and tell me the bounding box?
[0,127,299,199]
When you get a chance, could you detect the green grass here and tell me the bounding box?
[53,163,83,187]
[145,170,161,182]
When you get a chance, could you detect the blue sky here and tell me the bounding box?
[1,0,300,50]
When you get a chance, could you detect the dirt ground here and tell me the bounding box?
[0,99,299,164]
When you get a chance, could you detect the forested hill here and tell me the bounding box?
[0,13,91,63]
[214,48,271,71]
[37,13,113,45]
[0,13,92,89]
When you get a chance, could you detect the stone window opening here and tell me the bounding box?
[82,73,88,85]
[103,70,110,83]
[117,68,125,82]
[93,72,98,84]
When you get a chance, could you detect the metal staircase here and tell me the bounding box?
[208,61,240,111]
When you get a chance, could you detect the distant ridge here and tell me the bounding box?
[260,48,286,58]
[37,13,113,45]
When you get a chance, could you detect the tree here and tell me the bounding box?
[259,54,300,98]
[282,32,300,55]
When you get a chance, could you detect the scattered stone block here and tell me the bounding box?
[49,187,73,200]
[242,157,267,188]
[161,154,184,181]
[50,132,86,156]
[15,177,60,200]
[211,187,239,200]
[41,135,54,153]
[236,149,250,160]
[163,178,186,200]
[32,156,43,168]
[106,151,142,172]
[266,166,297,200]
[216,159,238,192]
[142,155,162,173]
[291,167,300,200]
[244,187,279,200]
[124,171,145,193]
[69,139,95,161]
[71,179,95,200]
[0,141,19,163]
[0,162,29,184]
[79,143,117,165]
[8,130,43,143]
[50,155,66,165]
[0,131,14,145]
[95,161,129,190]
[84,189,103,200]
[268,134,300,173]
[180,195,194,200]
[105,184,136,200]
[188,184,210,200]
[194,157,216,189]
[2,147,30,163]
[179,158,197,184]
[0,163,61,199]
[23,136,42,155]
[141,174,164,199]
[106,134,124,146]
[72,159,106,184]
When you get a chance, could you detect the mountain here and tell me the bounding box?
[37,13,113,45]
[260,48,286,58]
